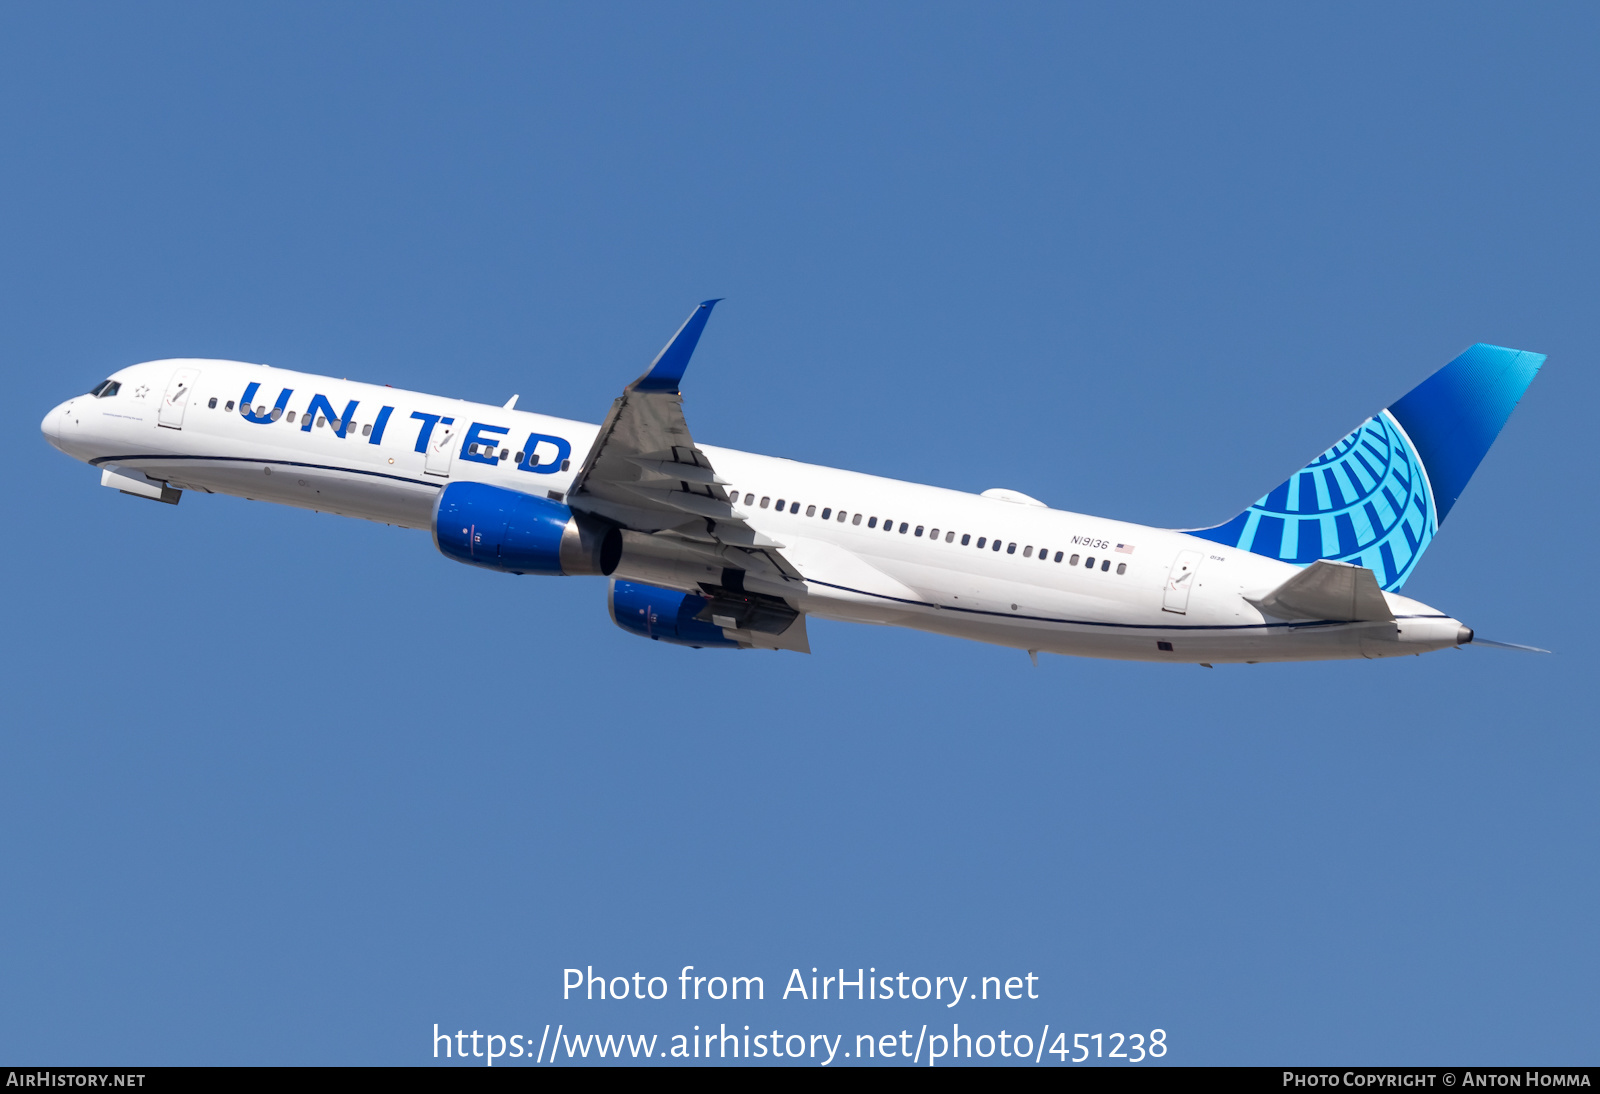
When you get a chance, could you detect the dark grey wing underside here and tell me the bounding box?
[566,300,802,586]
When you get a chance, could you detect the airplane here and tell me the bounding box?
[41,301,1546,664]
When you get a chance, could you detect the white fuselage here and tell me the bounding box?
[42,358,1470,663]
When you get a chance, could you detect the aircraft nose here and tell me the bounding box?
[41,401,65,444]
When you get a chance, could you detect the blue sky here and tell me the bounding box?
[2,2,1595,1065]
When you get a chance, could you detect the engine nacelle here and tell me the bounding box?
[608,580,743,649]
[434,481,621,576]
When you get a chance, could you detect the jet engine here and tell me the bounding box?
[433,481,620,576]
[608,580,743,648]
[608,578,803,649]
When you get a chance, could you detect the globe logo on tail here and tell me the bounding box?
[1200,410,1437,591]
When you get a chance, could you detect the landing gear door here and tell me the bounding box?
[424,422,457,477]
[1163,549,1203,614]
[157,367,201,429]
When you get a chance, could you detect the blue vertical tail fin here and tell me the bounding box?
[1189,343,1545,591]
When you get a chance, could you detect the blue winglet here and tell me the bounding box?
[631,299,723,393]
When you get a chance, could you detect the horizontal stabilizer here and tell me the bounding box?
[1247,559,1393,622]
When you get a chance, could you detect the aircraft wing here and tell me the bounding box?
[566,300,802,582]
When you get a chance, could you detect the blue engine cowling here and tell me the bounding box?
[609,580,743,649]
[434,481,621,576]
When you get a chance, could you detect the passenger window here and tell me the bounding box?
[806,505,816,517]
[838,511,847,522]
[790,501,800,514]
[945,531,954,543]
[976,537,985,548]
[899,522,908,533]
[225,401,235,411]
[514,450,523,462]
[1007,542,1017,554]
[868,517,877,528]
[851,513,861,525]
[775,498,786,510]
[528,454,541,466]
[760,496,770,508]
[500,448,509,460]
[992,539,1002,552]
[561,459,570,471]
[271,408,283,421]
[1023,546,1033,558]
[915,526,924,537]
[962,534,971,546]
[1085,556,1095,568]
[1069,554,1079,565]
[470,443,480,454]
[821,508,831,520]
[286,411,296,423]
[1101,559,1110,571]
[1116,562,1127,575]
[317,416,327,428]
[746,493,755,505]
[1054,551,1063,562]
[207,397,217,409]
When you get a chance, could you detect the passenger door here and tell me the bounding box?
[1162,549,1203,614]
[424,421,457,477]
[157,367,201,429]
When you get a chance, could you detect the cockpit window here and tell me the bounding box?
[88,380,121,398]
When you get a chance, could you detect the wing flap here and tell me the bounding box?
[627,457,731,485]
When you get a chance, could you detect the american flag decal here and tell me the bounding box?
[1115,543,1135,554]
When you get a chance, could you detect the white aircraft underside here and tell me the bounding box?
[41,303,1545,664]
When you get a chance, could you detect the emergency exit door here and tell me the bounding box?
[157,367,201,429]
[424,421,457,477]
[1162,550,1203,614]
